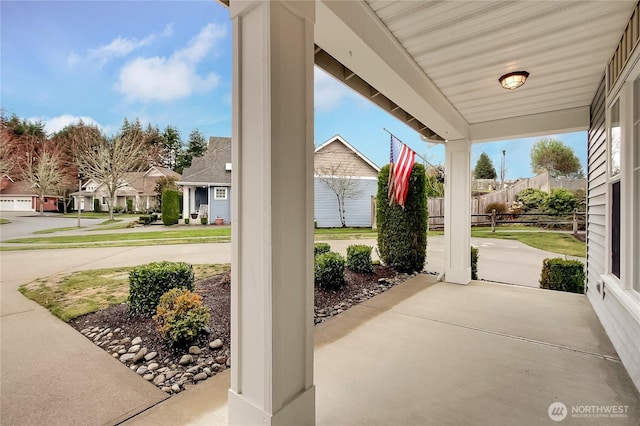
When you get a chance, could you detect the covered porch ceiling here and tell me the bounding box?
[315,0,636,143]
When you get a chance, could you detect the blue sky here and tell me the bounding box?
[1,1,586,180]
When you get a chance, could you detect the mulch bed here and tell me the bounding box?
[69,265,408,396]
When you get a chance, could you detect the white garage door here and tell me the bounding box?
[0,197,33,211]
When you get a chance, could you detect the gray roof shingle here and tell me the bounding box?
[179,137,232,185]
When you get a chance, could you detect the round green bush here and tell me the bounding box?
[544,188,578,214]
[314,251,345,289]
[153,288,210,345]
[314,242,331,257]
[515,188,548,211]
[346,244,373,274]
[377,164,427,273]
[128,261,195,315]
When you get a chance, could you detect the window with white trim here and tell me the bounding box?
[214,187,228,200]
[633,78,640,291]
[609,98,621,279]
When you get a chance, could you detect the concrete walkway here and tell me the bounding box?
[1,239,622,425]
[123,275,640,425]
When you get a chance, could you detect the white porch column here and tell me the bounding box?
[444,138,471,284]
[228,1,315,425]
[182,187,190,220]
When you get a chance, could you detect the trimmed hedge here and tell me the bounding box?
[93,198,100,212]
[346,244,373,274]
[162,189,180,226]
[314,251,345,289]
[314,242,331,257]
[153,288,210,345]
[376,164,427,273]
[128,261,195,315]
[138,215,153,225]
[471,246,478,280]
[539,258,585,293]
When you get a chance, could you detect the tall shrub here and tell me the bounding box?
[377,164,427,273]
[93,198,100,212]
[162,189,180,226]
[129,261,195,315]
[544,188,578,214]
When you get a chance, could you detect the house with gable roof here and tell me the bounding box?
[178,137,232,224]
[314,135,380,227]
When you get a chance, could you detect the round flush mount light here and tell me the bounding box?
[499,71,529,90]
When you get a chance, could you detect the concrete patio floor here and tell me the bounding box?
[124,275,640,425]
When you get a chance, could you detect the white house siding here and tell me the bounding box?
[587,77,640,391]
[314,177,377,228]
[208,186,231,224]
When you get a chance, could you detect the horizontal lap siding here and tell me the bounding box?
[588,77,607,285]
[209,187,231,223]
[314,178,377,227]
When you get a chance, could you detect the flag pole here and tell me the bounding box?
[383,128,437,169]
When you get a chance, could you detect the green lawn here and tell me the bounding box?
[0,218,11,224]
[470,227,585,257]
[19,263,229,322]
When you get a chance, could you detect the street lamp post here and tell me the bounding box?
[77,172,84,228]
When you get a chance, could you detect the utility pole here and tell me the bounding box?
[501,150,506,188]
[77,172,83,228]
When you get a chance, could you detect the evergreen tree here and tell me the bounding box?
[473,152,497,179]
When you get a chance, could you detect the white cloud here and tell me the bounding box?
[115,23,225,103]
[75,24,174,67]
[314,67,355,112]
[32,114,103,135]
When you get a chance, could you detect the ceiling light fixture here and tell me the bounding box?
[499,71,529,90]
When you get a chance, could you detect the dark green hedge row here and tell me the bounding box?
[376,164,427,273]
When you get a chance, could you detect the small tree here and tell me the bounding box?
[22,149,65,216]
[377,163,427,273]
[530,138,582,178]
[473,152,497,179]
[316,161,362,228]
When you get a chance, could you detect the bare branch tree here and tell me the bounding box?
[73,127,147,220]
[315,161,361,228]
[22,147,65,216]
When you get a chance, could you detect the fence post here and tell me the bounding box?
[572,209,578,236]
[491,209,496,232]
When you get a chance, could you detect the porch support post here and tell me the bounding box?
[182,187,190,220]
[228,1,315,425]
[444,138,471,284]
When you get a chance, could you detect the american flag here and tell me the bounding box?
[388,134,415,207]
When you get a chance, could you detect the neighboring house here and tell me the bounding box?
[72,167,181,212]
[0,176,60,212]
[178,137,232,224]
[314,135,380,227]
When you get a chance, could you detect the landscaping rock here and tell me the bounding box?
[143,373,154,381]
[136,366,147,375]
[171,384,181,394]
[179,355,193,366]
[165,370,178,380]
[194,372,208,382]
[144,351,158,361]
[132,347,148,363]
[131,336,142,345]
[147,363,159,371]
[189,346,201,355]
[215,356,227,365]
[119,353,134,363]
[226,357,231,367]
[127,344,140,353]
[153,374,165,385]
[209,339,223,350]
